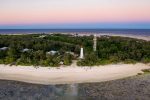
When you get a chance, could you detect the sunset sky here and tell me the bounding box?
[0,0,150,29]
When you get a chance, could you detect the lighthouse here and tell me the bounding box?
[93,34,97,51]
[79,46,84,59]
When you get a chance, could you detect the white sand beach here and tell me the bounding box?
[77,33,150,41]
[101,33,150,41]
[3,33,150,41]
[0,63,149,85]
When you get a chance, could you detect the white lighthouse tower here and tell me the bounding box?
[79,46,84,59]
[93,34,97,51]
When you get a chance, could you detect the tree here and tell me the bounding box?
[63,53,72,65]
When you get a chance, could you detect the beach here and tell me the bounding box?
[99,33,150,41]
[0,63,149,85]
[1,32,150,41]
[76,33,150,41]
[0,33,150,85]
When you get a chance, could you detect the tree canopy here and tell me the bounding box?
[0,34,149,67]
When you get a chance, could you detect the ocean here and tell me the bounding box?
[0,29,150,36]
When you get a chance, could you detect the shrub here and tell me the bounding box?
[124,59,136,64]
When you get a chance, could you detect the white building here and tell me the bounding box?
[0,47,8,51]
[79,47,84,59]
[39,35,46,38]
[22,48,30,52]
[93,34,97,51]
[47,50,58,55]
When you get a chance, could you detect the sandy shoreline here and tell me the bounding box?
[101,33,150,41]
[77,33,150,41]
[1,33,150,41]
[0,63,149,85]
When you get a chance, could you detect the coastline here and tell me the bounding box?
[0,32,150,41]
[100,33,150,41]
[77,33,150,41]
[0,63,149,85]
[0,33,149,85]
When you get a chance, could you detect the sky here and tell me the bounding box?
[0,0,150,29]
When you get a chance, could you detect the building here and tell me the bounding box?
[93,34,97,51]
[22,48,30,52]
[59,61,64,65]
[47,50,58,55]
[0,47,8,51]
[79,47,84,59]
[39,35,46,38]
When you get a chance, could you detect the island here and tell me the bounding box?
[0,33,149,66]
[0,33,150,85]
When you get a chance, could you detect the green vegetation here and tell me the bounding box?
[142,69,150,74]
[0,34,149,67]
[137,69,150,76]
[78,36,150,66]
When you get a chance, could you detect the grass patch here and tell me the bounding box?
[124,59,137,64]
[141,69,150,74]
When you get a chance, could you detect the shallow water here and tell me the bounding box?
[0,80,80,100]
[1,74,150,100]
